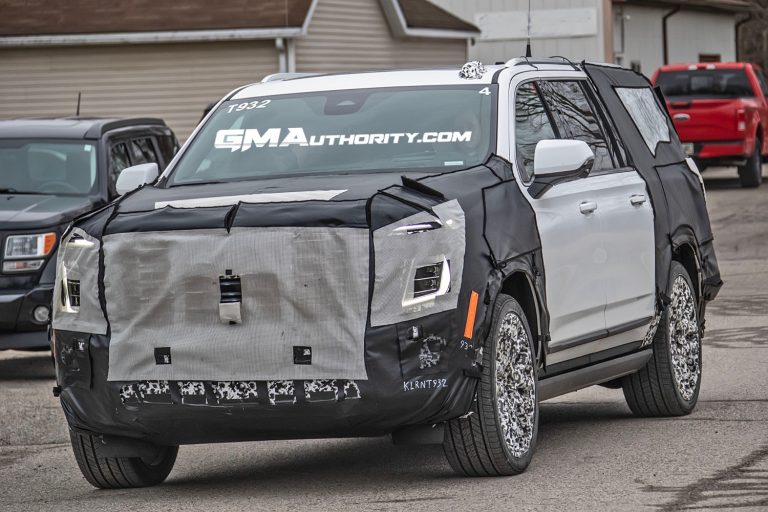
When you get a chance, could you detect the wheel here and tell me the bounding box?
[622,261,702,417]
[69,430,178,488]
[738,139,763,188]
[443,294,538,476]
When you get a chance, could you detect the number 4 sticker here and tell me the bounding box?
[478,87,491,96]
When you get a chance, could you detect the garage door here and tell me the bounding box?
[0,41,278,141]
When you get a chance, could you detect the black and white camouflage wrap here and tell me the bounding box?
[119,383,139,404]
[268,380,297,405]
[212,381,259,403]
[459,60,487,80]
[118,379,362,405]
[304,379,339,402]
[418,335,447,369]
[179,381,206,397]
[137,380,172,404]
[343,380,361,400]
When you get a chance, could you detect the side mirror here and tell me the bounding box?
[533,139,594,177]
[115,163,159,196]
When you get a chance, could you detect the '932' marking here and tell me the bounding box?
[226,100,271,113]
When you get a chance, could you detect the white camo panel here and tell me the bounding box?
[103,227,369,381]
[51,227,108,335]
[370,200,466,327]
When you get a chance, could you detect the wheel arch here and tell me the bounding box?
[498,271,542,362]
[672,241,701,304]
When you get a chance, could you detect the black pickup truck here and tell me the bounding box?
[0,117,177,350]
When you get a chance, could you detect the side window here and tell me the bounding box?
[129,137,159,165]
[514,82,558,182]
[109,142,131,197]
[540,81,614,171]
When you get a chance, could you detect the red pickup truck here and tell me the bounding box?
[652,62,768,187]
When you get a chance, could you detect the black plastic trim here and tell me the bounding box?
[548,316,652,354]
[539,348,652,401]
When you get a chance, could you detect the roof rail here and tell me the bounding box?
[505,56,584,67]
[261,72,320,83]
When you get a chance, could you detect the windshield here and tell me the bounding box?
[657,69,754,99]
[0,140,97,195]
[170,85,496,185]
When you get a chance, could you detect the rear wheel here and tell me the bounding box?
[738,139,763,188]
[443,294,538,476]
[622,261,702,417]
[69,430,178,488]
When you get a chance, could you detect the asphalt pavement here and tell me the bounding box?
[1,166,766,511]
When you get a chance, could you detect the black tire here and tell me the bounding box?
[622,261,702,417]
[69,430,178,489]
[738,139,763,188]
[443,294,538,476]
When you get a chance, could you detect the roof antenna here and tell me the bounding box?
[75,92,81,117]
[525,0,532,58]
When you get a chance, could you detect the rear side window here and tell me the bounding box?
[514,82,557,182]
[657,69,754,99]
[616,87,671,156]
[540,81,613,171]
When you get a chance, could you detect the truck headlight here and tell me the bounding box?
[4,232,56,258]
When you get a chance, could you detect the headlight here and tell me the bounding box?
[402,257,451,307]
[4,232,56,258]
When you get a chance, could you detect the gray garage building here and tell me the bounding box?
[0,0,478,140]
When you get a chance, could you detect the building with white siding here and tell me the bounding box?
[431,0,613,64]
[432,0,751,76]
[613,0,752,76]
[0,0,479,140]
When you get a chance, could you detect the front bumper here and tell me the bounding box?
[0,285,53,350]
[54,310,480,446]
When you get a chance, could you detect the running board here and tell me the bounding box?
[538,349,652,401]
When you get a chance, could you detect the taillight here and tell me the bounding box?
[737,109,747,132]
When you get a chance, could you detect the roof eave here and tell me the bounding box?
[614,0,753,13]
[379,0,480,40]
[0,27,305,47]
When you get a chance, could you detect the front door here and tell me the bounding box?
[513,81,607,349]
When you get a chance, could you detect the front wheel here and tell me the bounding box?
[622,261,702,417]
[69,430,178,488]
[443,294,539,476]
[738,140,763,188]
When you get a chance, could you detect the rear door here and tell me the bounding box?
[584,63,722,305]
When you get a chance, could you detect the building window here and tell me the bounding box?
[699,54,722,63]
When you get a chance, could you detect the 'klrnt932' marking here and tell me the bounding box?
[403,378,448,392]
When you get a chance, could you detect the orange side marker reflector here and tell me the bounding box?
[464,291,479,339]
[42,232,57,256]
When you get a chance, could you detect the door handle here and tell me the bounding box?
[630,194,647,206]
[579,201,597,214]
